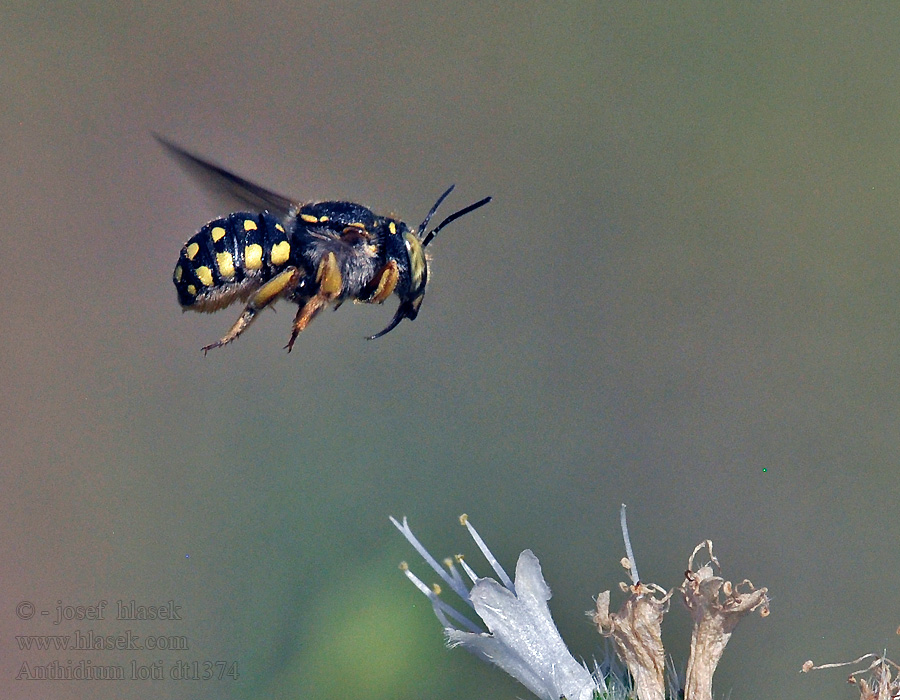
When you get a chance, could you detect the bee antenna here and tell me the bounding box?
[416,185,456,239]
[421,194,492,248]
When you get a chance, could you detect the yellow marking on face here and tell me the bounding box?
[388,221,397,235]
[210,226,226,242]
[405,232,426,290]
[300,213,317,224]
[185,242,200,260]
[195,266,213,287]
[318,215,329,223]
[346,221,366,230]
[174,265,183,282]
[186,284,197,296]
[243,219,258,232]
[216,251,235,279]
[275,223,285,232]
[271,241,291,265]
[245,244,263,270]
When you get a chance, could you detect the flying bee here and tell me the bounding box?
[157,136,491,353]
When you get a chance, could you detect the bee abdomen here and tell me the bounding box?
[173,212,293,312]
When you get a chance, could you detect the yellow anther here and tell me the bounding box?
[271,241,290,265]
[459,513,469,526]
[210,226,226,242]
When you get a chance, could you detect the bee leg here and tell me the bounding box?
[202,267,301,354]
[361,260,399,303]
[285,253,342,352]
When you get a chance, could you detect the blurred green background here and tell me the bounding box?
[3,3,900,699]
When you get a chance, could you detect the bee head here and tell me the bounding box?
[367,186,492,339]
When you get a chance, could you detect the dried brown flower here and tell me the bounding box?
[802,654,900,700]
[593,581,673,700]
[680,540,770,700]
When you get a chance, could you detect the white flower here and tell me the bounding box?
[391,515,602,700]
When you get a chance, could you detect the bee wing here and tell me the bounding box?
[155,134,298,219]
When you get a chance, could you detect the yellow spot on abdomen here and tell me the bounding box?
[210,226,226,242]
[271,241,291,265]
[174,265,183,282]
[275,223,285,232]
[195,266,213,287]
[216,251,235,279]
[185,242,200,260]
[186,284,197,296]
[388,221,397,235]
[245,244,263,270]
[300,213,317,224]
[243,219,258,232]
[318,215,329,223]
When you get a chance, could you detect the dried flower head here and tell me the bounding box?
[592,583,672,700]
[681,540,770,700]
[802,653,900,700]
[591,505,672,700]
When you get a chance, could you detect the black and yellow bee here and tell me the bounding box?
[157,136,491,352]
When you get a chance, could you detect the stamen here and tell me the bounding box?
[399,563,482,633]
[444,557,467,591]
[620,504,640,585]
[390,516,473,603]
[459,514,515,593]
[456,554,479,584]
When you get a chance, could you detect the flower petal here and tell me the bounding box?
[447,550,597,700]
